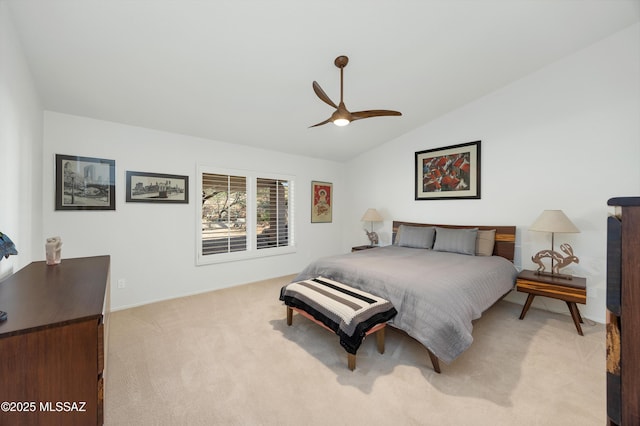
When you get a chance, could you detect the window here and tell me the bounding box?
[197,167,294,264]
[256,178,289,249]
[201,173,247,255]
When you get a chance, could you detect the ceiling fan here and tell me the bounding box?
[310,55,402,128]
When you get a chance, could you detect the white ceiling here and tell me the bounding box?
[7,0,640,162]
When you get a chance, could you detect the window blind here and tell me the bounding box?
[256,178,289,249]
[201,173,247,255]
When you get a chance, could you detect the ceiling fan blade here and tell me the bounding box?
[312,81,337,109]
[309,117,333,128]
[351,110,402,120]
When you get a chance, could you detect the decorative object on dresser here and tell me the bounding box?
[516,270,587,335]
[0,231,15,323]
[0,255,110,426]
[45,236,62,265]
[529,209,580,280]
[361,208,383,246]
[0,231,18,259]
[606,197,640,426]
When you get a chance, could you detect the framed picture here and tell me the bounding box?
[311,181,333,223]
[55,154,116,210]
[415,140,481,200]
[126,171,189,203]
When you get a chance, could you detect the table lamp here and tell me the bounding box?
[529,209,580,279]
[361,208,383,246]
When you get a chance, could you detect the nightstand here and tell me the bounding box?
[516,269,587,335]
[351,245,376,252]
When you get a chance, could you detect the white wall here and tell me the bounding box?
[344,23,640,323]
[6,5,638,321]
[43,112,346,310]
[0,2,43,278]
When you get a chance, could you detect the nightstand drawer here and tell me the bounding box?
[517,278,586,304]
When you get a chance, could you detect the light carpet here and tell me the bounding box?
[105,274,605,425]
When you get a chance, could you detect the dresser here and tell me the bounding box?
[606,198,640,426]
[0,255,110,426]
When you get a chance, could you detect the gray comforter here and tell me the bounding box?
[293,245,518,364]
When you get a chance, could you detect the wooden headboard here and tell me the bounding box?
[392,221,516,262]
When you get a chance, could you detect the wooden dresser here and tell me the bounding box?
[0,255,110,426]
[606,198,640,425]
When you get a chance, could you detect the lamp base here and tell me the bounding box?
[534,270,573,280]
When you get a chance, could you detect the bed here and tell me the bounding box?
[292,221,518,373]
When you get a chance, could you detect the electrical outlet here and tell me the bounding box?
[117,278,126,289]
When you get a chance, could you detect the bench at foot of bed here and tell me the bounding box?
[280,277,397,371]
[287,306,386,371]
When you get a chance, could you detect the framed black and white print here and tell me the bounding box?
[126,171,189,203]
[415,140,481,200]
[55,154,116,210]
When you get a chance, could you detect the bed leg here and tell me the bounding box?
[347,353,356,371]
[426,349,441,374]
[376,327,385,354]
[286,306,293,326]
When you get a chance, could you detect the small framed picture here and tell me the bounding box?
[125,171,189,203]
[55,154,116,210]
[415,140,481,200]
[311,181,333,223]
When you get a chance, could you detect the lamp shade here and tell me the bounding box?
[529,210,580,233]
[361,208,383,222]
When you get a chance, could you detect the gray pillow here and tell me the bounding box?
[396,225,435,249]
[433,227,478,255]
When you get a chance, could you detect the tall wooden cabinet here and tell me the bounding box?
[607,198,640,425]
[0,255,110,426]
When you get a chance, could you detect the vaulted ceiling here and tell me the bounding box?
[7,0,639,161]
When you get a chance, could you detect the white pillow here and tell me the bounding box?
[476,229,496,256]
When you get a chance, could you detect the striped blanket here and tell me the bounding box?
[279,277,397,354]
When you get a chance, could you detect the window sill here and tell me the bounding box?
[196,245,296,266]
